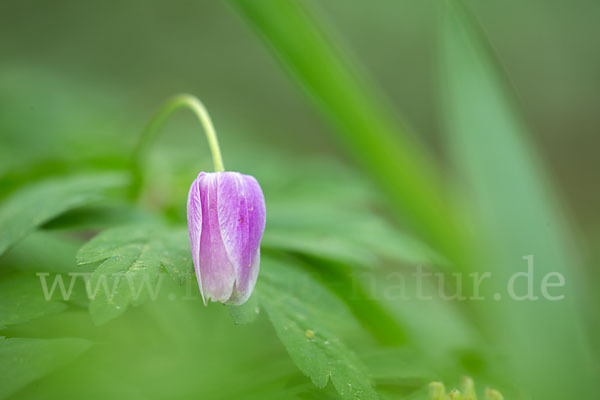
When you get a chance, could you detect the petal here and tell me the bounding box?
[242,174,266,261]
[227,249,260,305]
[217,173,266,300]
[198,173,236,303]
[186,173,204,303]
[217,172,250,272]
[236,174,266,295]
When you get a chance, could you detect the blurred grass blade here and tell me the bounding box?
[228,0,467,270]
[439,1,596,397]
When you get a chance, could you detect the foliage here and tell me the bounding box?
[0,173,127,257]
[76,224,193,325]
[0,337,91,399]
[0,0,597,399]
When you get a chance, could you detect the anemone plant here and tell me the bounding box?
[0,1,597,400]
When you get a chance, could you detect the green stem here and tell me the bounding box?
[130,94,225,196]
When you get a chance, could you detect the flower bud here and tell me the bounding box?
[187,171,266,305]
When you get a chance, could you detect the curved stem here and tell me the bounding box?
[130,94,225,196]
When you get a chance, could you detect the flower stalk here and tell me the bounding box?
[132,93,266,305]
[131,94,225,197]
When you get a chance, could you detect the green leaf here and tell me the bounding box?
[262,157,440,268]
[265,203,441,268]
[0,274,67,328]
[439,1,596,397]
[0,233,97,309]
[256,255,379,400]
[1,232,84,274]
[361,348,432,383]
[295,255,407,347]
[0,173,128,257]
[76,224,193,325]
[0,336,91,399]
[228,293,260,325]
[42,203,156,231]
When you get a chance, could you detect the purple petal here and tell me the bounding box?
[227,249,261,305]
[187,171,266,305]
[242,174,266,263]
[198,173,237,303]
[236,174,266,298]
[217,172,266,304]
[217,173,250,277]
[187,174,204,302]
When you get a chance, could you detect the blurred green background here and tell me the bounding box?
[2,0,598,230]
[0,1,598,399]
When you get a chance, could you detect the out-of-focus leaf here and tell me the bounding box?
[360,348,432,382]
[256,255,379,400]
[76,224,193,325]
[0,230,94,307]
[228,294,260,325]
[0,336,91,399]
[228,0,467,270]
[266,203,441,268]
[0,274,67,328]
[359,348,432,400]
[297,255,407,346]
[394,385,429,400]
[262,230,378,267]
[43,203,156,231]
[0,173,128,257]
[261,156,440,268]
[1,232,84,274]
[0,232,97,309]
[439,1,596,398]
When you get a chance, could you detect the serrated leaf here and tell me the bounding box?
[158,229,195,284]
[0,173,128,257]
[0,336,91,399]
[76,224,193,325]
[0,274,67,328]
[256,256,379,400]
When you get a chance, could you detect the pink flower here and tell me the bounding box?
[187,171,266,305]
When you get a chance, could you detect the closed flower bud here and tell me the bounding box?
[187,171,266,305]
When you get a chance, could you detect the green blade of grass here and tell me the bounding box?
[227,0,468,271]
[438,1,597,397]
